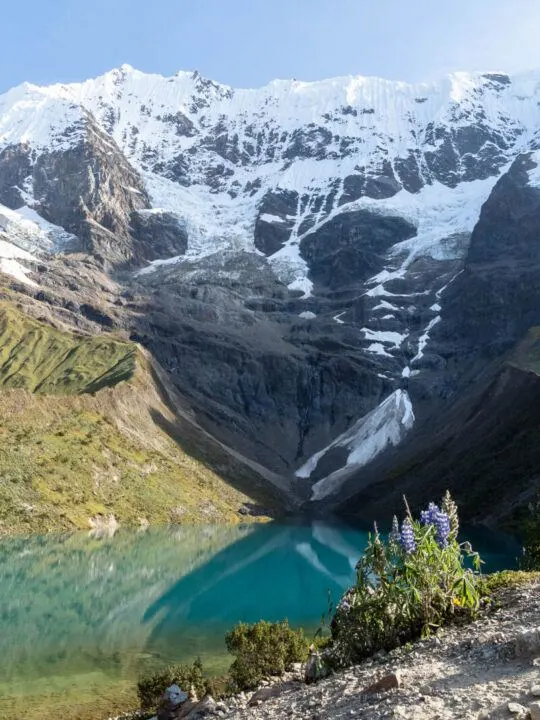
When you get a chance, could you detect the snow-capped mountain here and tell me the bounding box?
[1,65,540,520]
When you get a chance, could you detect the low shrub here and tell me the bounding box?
[329,492,483,667]
[137,657,207,710]
[225,620,309,690]
[479,569,540,595]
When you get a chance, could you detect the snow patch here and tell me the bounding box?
[259,213,287,224]
[0,239,38,286]
[373,300,400,311]
[412,315,442,364]
[0,204,75,253]
[362,328,407,349]
[527,150,540,188]
[297,390,415,501]
[366,343,393,358]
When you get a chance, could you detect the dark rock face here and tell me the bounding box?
[336,153,540,525]
[161,110,196,137]
[300,210,416,290]
[128,251,389,475]
[441,153,540,355]
[131,211,188,261]
[339,165,402,206]
[0,144,32,208]
[393,152,425,194]
[254,190,297,256]
[283,126,334,161]
[339,362,540,528]
[31,118,150,266]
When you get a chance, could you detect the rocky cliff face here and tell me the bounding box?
[1,66,540,521]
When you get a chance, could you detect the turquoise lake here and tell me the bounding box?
[0,520,521,719]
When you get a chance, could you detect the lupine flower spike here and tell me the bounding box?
[400,518,416,554]
[442,490,459,541]
[389,515,401,546]
[434,510,451,548]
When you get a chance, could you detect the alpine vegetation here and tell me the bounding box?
[328,492,482,667]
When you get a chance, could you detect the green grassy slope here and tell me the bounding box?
[0,303,276,534]
[0,302,136,394]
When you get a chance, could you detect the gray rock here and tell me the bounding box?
[305,649,331,684]
[515,628,540,659]
[507,702,527,715]
[299,209,416,291]
[131,210,188,261]
[184,694,218,718]
[30,114,150,267]
[156,684,190,720]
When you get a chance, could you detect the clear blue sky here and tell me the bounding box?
[2,0,540,92]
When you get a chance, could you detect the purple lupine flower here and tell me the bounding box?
[420,502,442,526]
[433,510,451,548]
[400,518,416,554]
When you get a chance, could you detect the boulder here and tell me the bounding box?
[305,647,331,684]
[156,684,189,720]
[507,702,527,716]
[515,628,540,658]
[184,694,218,718]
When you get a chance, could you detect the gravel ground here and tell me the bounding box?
[216,580,540,720]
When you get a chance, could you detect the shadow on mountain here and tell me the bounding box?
[143,359,292,517]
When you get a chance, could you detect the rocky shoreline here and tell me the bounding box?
[124,578,540,720]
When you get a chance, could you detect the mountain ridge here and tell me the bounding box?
[0,64,540,526]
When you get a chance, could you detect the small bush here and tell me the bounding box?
[225,620,309,690]
[479,569,540,595]
[329,492,483,667]
[137,657,206,710]
[520,497,540,571]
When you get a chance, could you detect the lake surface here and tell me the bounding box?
[0,520,521,720]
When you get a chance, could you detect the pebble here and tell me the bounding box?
[532,686,540,697]
[530,702,540,720]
